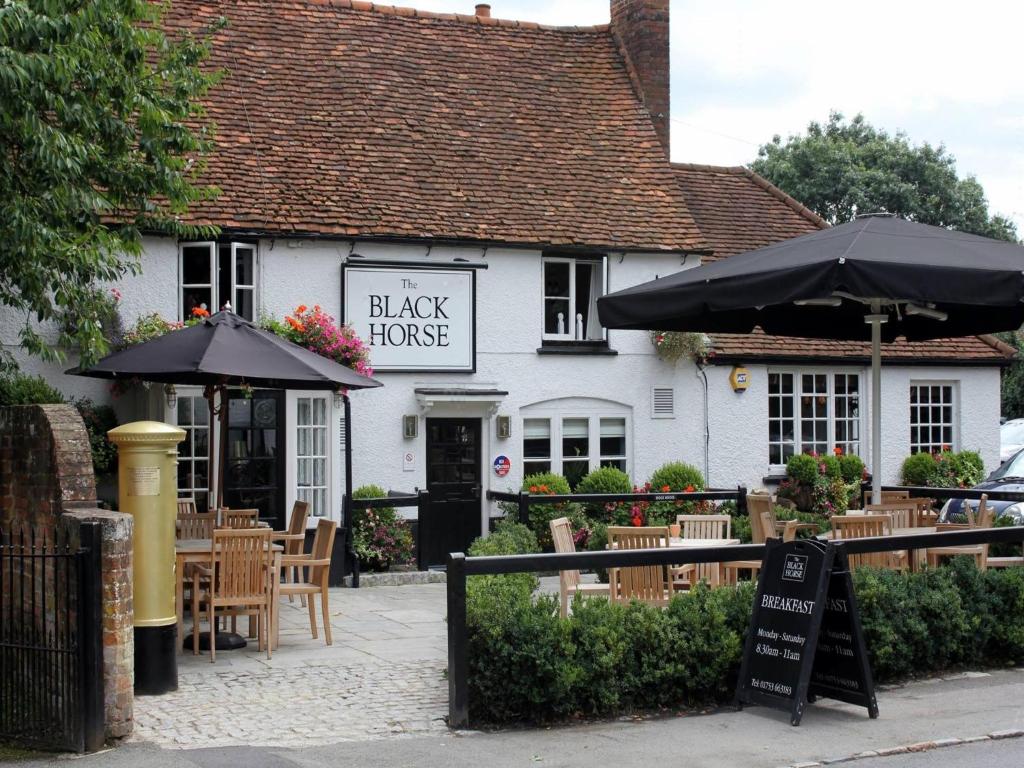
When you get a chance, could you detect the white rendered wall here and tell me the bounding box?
[4,235,1003,529]
[704,362,1002,491]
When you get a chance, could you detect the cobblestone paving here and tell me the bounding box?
[131,583,449,748]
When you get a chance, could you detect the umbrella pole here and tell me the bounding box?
[867,304,887,506]
[204,385,216,513]
[218,386,227,510]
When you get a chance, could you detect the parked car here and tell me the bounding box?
[939,447,1024,524]
[999,418,1024,463]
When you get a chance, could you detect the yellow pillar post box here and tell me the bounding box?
[108,420,185,695]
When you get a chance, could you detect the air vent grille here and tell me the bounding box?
[652,387,675,418]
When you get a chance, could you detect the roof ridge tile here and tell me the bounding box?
[310,0,612,32]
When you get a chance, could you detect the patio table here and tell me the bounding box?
[175,538,284,653]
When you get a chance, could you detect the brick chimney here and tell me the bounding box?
[610,0,670,155]
[475,4,490,17]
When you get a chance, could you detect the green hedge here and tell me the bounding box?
[466,558,1024,724]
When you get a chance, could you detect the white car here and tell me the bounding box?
[1000,419,1024,463]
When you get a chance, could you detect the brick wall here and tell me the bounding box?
[0,404,97,531]
[0,405,133,741]
[610,0,671,154]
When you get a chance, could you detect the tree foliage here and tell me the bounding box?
[751,112,1018,242]
[0,0,222,368]
[998,331,1024,419]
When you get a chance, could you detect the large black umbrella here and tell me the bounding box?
[73,310,382,508]
[598,215,1024,502]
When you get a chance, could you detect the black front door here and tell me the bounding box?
[424,418,482,567]
[223,389,286,529]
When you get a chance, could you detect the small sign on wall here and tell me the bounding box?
[403,451,416,472]
[493,455,511,477]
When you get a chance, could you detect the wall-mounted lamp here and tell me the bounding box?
[403,414,419,439]
[496,415,511,439]
[164,383,178,411]
[333,390,345,409]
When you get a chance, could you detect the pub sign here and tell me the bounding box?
[344,266,476,372]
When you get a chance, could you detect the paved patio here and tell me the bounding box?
[131,582,451,748]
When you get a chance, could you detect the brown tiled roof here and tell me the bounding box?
[710,330,1014,365]
[162,0,705,252]
[672,163,825,260]
[671,164,1013,364]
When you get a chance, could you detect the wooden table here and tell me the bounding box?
[175,539,284,653]
[669,537,741,547]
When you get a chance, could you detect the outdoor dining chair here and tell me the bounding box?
[864,500,920,529]
[222,508,260,528]
[279,518,337,645]
[927,494,991,570]
[176,511,215,540]
[272,500,310,604]
[673,514,732,588]
[549,517,608,618]
[191,528,273,662]
[747,493,815,544]
[831,514,907,571]
[177,498,198,516]
[862,489,910,508]
[606,526,674,607]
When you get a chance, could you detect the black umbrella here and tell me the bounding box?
[73,310,382,508]
[598,215,1024,502]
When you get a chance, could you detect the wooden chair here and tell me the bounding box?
[864,501,919,530]
[911,498,938,527]
[673,514,733,588]
[862,489,910,508]
[549,517,608,618]
[748,493,817,543]
[272,500,310,603]
[191,528,273,662]
[176,511,215,540]
[178,498,198,516]
[927,495,992,570]
[607,526,673,607]
[832,514,907,571]
[676,513,732,540]
[222,508,260,528]
[279,519,337,645]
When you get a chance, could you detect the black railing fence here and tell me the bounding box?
[445,523,1024,729]
[0,523,103,752]
[346,491,430,582]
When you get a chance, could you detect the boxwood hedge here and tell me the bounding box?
[466,549,1024,724]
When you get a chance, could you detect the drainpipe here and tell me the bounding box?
[698,362,710,484]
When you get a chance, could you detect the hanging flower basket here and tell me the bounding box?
[649,330,710,364]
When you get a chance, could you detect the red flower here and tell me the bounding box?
[191,307,210,318]
[661,484,671,493]
[684,484,695,493]
[833,446,843,456]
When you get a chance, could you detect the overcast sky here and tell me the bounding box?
[414,0,1024,232]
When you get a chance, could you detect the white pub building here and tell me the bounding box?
[8,1,1009,563]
